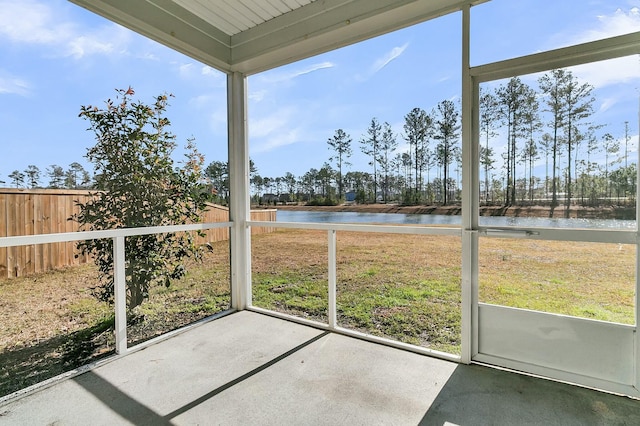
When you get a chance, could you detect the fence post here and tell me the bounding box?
[113,236,127,354]
[328,229,337,329]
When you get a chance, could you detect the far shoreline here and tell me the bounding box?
[253,203,636,220]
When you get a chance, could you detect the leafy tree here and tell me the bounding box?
[80,169,93,188]
[8,170,25,188]
[583,129,601,204]
[75,88,209,309]
[47,164,65,188]
[520,88,541,202]
[250,174,264,203]
[360,118,382,203]
[497,77,533,205]
[283,172,297,201]
[301,168,318,200]
[602,132,620,199]
[317,162,336,201]
[434,100,460,205]
[327,129,352,200]
[379,122,398,203]
[562,71,594,212]
[399,152,412,202]
[539,133,554,199]
[539,69,571,209]
[64,162,87,189]
[403,108,432,203]
[479,89,499,202]
[204,160,229,204]
[24,165,41,188]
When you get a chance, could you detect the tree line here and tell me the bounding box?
[243,68,636,209]
[4,69,636,211]
[1,162,92,190]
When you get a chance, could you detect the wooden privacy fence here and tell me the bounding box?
[0,189,276,278]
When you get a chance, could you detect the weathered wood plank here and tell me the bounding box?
[0,190,275,278]
[0,193,7,277]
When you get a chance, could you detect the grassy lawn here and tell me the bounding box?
[1,227,636,397]
[251,230,463,354]
[0,242,230,398]
[251,228,636,356]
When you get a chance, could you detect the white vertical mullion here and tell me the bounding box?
[113,236,127,355]
[460,4,477,364]
[328,229,337,329]
[228,71,252,310]
[633,98,640,390]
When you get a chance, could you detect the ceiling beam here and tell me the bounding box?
[70,0,488,75]
[70,0,233,72]
[471,31,640,83]
[230,0,486,74]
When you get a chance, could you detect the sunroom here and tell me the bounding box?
[1,0,640,423]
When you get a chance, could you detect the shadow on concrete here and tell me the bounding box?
[71,330,330,424]
[419,364,640,426]
[163,330,330,420]
[75,371,173,426]
[0,318,115,398]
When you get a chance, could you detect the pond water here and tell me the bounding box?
[276,210,636,230]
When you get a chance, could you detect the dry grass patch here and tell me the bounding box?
[251,228,636,355]
[251,228,462,354]
[479,238,635,324]
[0,240,231,398]
[1,227,636,397]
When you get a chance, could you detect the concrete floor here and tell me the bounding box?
[1,311,639,425]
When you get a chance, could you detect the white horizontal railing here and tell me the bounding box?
[0,221,232,355]
[250,220,461,235]
[479,226,637,244]
[0,222,232,248]
[248,220,463,361]
[247,220,638,361]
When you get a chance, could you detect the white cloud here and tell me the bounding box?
[253,129,301,153]
[189,94,214,108]
[249,90,267,102]
[0,0,131,59]
[178,63,194,77]
[597,97,617,113]
[259,61,335,84]
[249,107,310,153]
[292,62,335,78]
[0,0,71,44]
[200,65,226,87]
[138,52,159,61]
[208,107,228,135]
[251,108,293,138]
[540,7,640,90]
[569,55,640,89]
[371,43,409,74]
[67,36,113,59]
[201,66,215,75]
[200,65,226,81]
[0,70,31,96]
[571,7,640,45]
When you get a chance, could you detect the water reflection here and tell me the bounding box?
[276,210,636,229]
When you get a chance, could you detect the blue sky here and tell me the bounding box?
[0,0,639,185]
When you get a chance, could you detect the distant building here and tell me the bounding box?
[261,193,278,204]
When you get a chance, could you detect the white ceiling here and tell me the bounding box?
[173,0,316,36]
[69,0,485,75]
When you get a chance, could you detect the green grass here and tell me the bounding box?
[251,230,463,354]
[0,246,231,398]
[1,227,636,397]
[250,228,637,357]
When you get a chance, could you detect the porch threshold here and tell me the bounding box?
[1,310,638,425]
